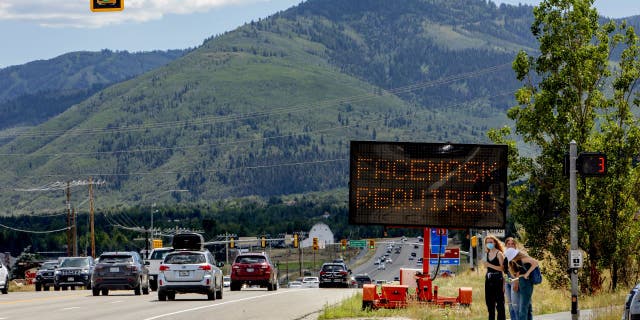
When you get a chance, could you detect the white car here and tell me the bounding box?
[157,250,224,301]
[377,263,386,270]
[288,281,303,288]
[223,275,231,287]
[302,276,319,288]
[145,247,174,291]
[0,260,8,294]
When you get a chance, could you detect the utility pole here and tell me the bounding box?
[89,177,95,258]
[66,181,72,257]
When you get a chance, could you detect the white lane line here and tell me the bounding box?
[110,300,124,304]
[61,307,81,311]
[144,291,288,320]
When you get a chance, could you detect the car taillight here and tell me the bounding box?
[260,264,269,269]
[199,264,212,271]
[159,265,170,271]
[340,271,348,276]
[319,271,326,276]
[232,265,240,269]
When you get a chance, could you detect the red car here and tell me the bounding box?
[230,253,278,291]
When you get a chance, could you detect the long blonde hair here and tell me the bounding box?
[484,234,505,253]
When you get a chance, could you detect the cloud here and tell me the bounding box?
[0,0,266,28]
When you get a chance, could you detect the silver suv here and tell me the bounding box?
[157,250,223,301]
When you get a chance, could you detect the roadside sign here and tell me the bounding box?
[569,250,583,268]
[349,240,367,248]
[430,229,448,246]
[430,248,460,265]
[487,229,505,237]
[429,258,459,265]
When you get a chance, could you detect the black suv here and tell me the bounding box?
[91,251,149,296]
[35,260,58,291]
[319,262,351,288]
[54,256,94,290]
[352,274,373,288]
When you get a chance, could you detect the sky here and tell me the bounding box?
[0,0,638,69]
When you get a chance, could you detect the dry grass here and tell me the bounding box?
[319,266,629,320]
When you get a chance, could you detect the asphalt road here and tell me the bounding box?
[0,287,358,320]
[352,238,424,282]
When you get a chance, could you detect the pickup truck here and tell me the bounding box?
[145,247,173,291]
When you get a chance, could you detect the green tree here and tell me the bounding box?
[489,0,640,291]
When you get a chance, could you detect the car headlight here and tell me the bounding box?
[54,270,61,276]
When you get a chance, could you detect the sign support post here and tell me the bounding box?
[569,141,579,319]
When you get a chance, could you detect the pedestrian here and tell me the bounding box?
[505,247,539,320]
[504,237,518,320]
[483,235,506,320]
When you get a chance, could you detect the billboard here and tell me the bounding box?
[349,141,507,228]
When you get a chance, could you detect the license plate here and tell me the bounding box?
[246,268,254,272]
[67,277,74,282]
[179,271,189,277]
[110,267,119,272]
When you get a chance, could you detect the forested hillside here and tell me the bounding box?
[0,0,541,215]
[0,49,186,135]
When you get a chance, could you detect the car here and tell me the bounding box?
[626,283,640,320]
[411,252,417,257]
[223,275,231,287]
[0,260,8,294]
[318,262,351,288]
[54,256,94,290]
[288,280,303,288]
[230,252,278,291]
[145,247,174,291]
[157,249,224,301]
[408,256,415,261]
[352,274,372,288]
[377,263,386,270]
[302,276,319,288]
[375,279,387,285]
[385,258,393,264]
[35,260,58,291]
[91,251,150,296]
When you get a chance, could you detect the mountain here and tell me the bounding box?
[0,0,537,215]
[0,49,187,138]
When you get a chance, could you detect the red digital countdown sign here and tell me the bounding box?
[349,141,507,228]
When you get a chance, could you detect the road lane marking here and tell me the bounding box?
[0,293,86,305]
[144,291,289,320]
[61,307,80,311]
[110,300,124,304]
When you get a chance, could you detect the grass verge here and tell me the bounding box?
[318,268,629,320]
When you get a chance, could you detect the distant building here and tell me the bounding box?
[301,223,334,248]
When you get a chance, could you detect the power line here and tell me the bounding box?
[0,223,69,234]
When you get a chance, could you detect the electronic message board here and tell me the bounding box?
[349,141,507,229]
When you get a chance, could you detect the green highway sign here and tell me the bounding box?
[349,240,366,248]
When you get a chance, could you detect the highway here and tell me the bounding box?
[352,238,425,282]
[0,287,357,320]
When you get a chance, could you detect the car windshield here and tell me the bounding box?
[41,262,58,269]
[322,264,344,272]
[99,255,133,264]
[236,255,266,264]
[150,249,172,260]
[60,258,89,268]
[355,276,371,282]
[165,253,206,264]
[303,277,318,282]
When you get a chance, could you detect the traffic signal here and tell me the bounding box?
[229,238,234,248]
[471,236,477,248]
[90,0,124,12]
[293,233,299,248]
[368,239,375,249]
[577,152,606,176]
[312,237,319,250]
[261,236,266,248]
[341,239,347,250]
